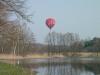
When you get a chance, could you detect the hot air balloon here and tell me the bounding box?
[46,18,55,30]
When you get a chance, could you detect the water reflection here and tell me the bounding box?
[36,64,95,75]
[10,58,100,75]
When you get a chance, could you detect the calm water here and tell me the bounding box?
[36,64,95,75]
[20,58,100,75]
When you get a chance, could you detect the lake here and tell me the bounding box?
[19,57,100,75]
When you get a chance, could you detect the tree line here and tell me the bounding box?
[45,32,100,54]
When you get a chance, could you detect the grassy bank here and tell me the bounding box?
[0,62,35,75]
[0,52,100,60]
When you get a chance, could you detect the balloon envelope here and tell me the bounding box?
[46,18,55,29]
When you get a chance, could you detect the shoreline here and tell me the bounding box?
[0,53,99,60]
[0,54,51,59]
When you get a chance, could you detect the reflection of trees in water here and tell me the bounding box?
[47,64,95,75]
[20,61,100,75]
[83,63,100,74]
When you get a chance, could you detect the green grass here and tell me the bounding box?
[0,62,33,75]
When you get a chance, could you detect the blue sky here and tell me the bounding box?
[26,0,100,43]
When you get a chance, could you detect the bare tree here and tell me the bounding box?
[0,0,35,55]
[45,32,81,55]
[0,0,33,22]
